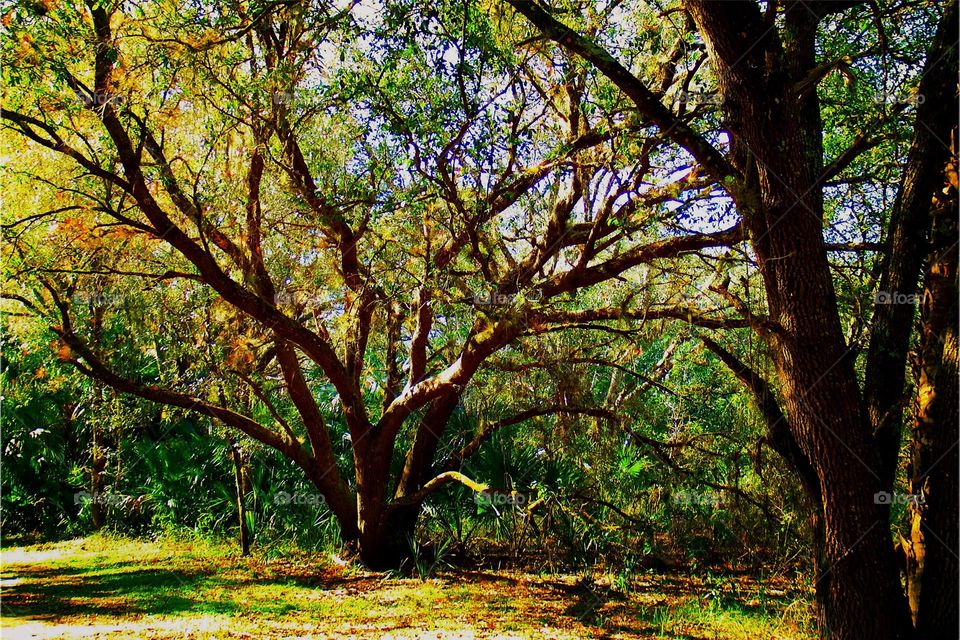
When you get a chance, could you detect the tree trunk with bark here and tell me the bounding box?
[90,419,107,531]
[229,437,252,557]
[90,305,108,531]
[354,432,409,569]
[908,144,958,640]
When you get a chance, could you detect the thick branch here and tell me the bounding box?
[506,0,739,188]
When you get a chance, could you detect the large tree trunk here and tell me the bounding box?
[875,4,956,634]
[357,504,419,571]
[354,432,413,569]
[89,307,108,531]
[354,399,461,569]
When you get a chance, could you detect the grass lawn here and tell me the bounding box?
[1,535,816,639]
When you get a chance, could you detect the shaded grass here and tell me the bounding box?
[1,534,816,639]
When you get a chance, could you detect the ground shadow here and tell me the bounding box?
[2,566,211,619]
[1,558,383,622]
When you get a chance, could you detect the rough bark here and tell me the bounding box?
[354,432,408,568]
[89,306,107,531]
[864,0,959,496]
[909,140,959,640]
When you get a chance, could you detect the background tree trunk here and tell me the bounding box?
[229,438,252,557]
[909,151,958,639]
[89,305,108,531]
[90,421,107,531]
[865,0,959,519]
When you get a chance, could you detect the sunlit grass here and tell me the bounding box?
[1,534,815,639]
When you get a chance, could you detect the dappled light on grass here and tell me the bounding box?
[1,535,815,639]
